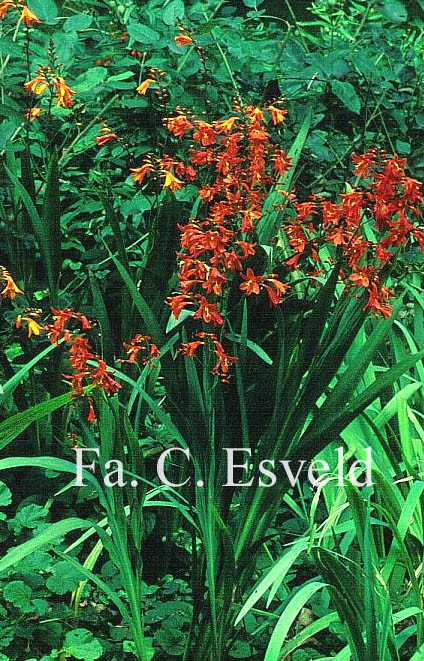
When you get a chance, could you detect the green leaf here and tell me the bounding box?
[155,627,186,656]
[89,272,115,364]
[235,540,308,624]
[229,640,254,658]
[225,332,273,365]
[381,0,407,22]
[264,582,327,661]
[99,195,129,271]
[123,639,155,660]
[4,166,55,294]
[3,581,33,613]
[257,108,312,245]
[111,254,165,346]
[9,504,48,534]
[74,68,108,93]
[46,561,86,594]
[63,629,102,660]
[162,0,185,25]
[0,390,83,452]
[128,23,160,44]
[27,0,58,22]
[0,482,12,507]
[0,518,92,574]
[63,14,93,31]
[411,645,424,661]
[166,309,194,333]
[0,38,23,57]
[330,80,361,114]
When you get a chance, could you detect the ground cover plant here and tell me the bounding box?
[0,0,424,659]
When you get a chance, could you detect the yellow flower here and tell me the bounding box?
[175,34,193,46]
[267,105,287,125]
[214,117,238,133]
[136,78,155,95]
[16,315,43,338]
[0,1,15,20]
[162,170,183,192]
[130,162,155,185]
[25,107,44,122]
[21,5,41,26]
[24,73,49,96]
[0,271,24,299]
[52,76,76,108]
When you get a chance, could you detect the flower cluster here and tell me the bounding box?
[0,0,40,26]
[131,153,194,192]
[129,97,424,379]
[158,105,292,331]
[0,266,23,300]
[283,150,424,317]
[132,104,291,325]
[95,122,118,146]
[24,66,76,109]
[132,102,289,380]
[14,307,121,423]
[179,333,238,383]
[46,309,122,406]
[119,334,161,366]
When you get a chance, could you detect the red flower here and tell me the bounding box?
[87,398,96,424]
[240,268,265,295]
[175,33,193,46]
[194,296,224,326]
[178,340,204,358]
[90,360,122,394]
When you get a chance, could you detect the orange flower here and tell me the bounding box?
[96,132,117,146]
[52,76,76,108]
[0,1,15,20]
[122,334,161,365]
[267,105,287,125]
[349,268,371,288]
[87,398,96,424]
[68,335,94,370]
[167,293,195,319]
[165,114,193,138]
[351,150,376,178]
[21,5,41,25]
[47,307,91,344]
[16,315,43,338]
[25,107,44,122]
[175,33,193,46]
[210,339,238,381]
[24,72,49,96]
[273,150,292,177]
[193,120,218,146]
[1,269,24,299]
[130,162,155,185]
[239,268,265,295]
[95,125,117,145]
[194,295,224,326]
[214,117,238,134]
[162,170,184,192]
[263,277,291,306]
[90,359,122,393]
[136,79,155,95]
[178,340,204,359]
